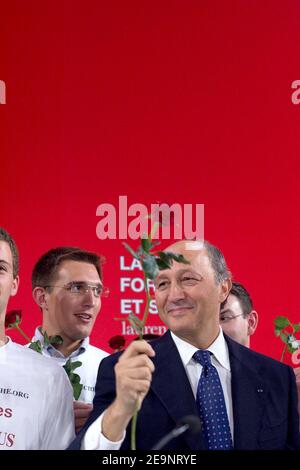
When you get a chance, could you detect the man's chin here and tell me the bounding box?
[72,329,91,341]
[166,320,191,336]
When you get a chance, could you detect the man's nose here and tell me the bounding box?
[167,281,185,301]
[82,288,97,306]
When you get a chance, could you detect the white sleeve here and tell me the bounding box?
[41,367,76,450]
[81,412,126,450]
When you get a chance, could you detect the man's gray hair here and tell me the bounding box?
[203,240,231,284]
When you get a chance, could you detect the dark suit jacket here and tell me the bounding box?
[69,331,300,450]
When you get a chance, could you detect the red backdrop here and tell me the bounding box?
[1,1,300,363]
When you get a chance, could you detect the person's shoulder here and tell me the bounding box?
[9,340,44,360]
[9,341,68,376]
[85,343,109,360]
[226,335,291,371]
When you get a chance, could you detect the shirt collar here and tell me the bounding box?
[170,327,231,371]
[32,327,89,357]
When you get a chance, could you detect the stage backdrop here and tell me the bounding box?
[1,1,300,364]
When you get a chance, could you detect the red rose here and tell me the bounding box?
[5,309,22,329]
[108,335,126,351]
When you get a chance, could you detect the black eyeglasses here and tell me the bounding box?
[43,282,110,298]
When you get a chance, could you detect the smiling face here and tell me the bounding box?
[154,241,231,348]
[0,241,19,337]
[35,260,102,347]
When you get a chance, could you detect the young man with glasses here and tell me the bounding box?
[220,281,258,348]
[0,228,75,449]
[31,246,109,432]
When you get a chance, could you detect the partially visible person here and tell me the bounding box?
[0,227,75,449]
[221,281,300,423]
[31,246,109,432]
[220,281,258,347]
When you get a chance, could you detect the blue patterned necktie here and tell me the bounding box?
[193,350,233,450]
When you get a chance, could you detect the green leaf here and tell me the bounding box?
[72,374,81,384]
[49,335,63,345]
[274,328,281,337]
[43,331,50,346]
[280,332,288,344]
[128,313,144,335]
[141,255,159,280]
[123,242,139,259]
[156,251,190,271]
[29,340,42,353]
[69,361,82,371]
[274,316,290,329]
[73,382,83,401]
[63,359,82,373]
[166,252,190,265]
[137,239,161,256]
[156,252,172,269]
[293,323,300,333]
[63,358,72,374]
[156,258,172,270]
[63,359,83,400]
[68,371,74,381]
[141,237,152,253]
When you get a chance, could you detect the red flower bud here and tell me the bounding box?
[5,309,22,329]
[108,335,126,351]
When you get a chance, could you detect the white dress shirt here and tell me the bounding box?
[31,327,108,403]
[82,328,234,450]
[170,329,234,440]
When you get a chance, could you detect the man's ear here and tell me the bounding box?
[247,310,258,336]
[219,278,232,303]
[10,275,20,297]
[32,287,49,310]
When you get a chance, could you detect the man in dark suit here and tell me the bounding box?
[69,240,300,450]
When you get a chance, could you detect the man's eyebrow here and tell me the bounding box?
[155,268,200,281]
[175,268,203,278]
[220,309,232,315]
[0,259,10,266]
[154,273,168,280]
[69,281,102,285]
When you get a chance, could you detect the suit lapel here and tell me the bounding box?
[149,332,269,450]
[226,336,268,449]
[150,331,205,450]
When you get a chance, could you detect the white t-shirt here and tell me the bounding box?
[0,338,75,450]
[31,328,108,403]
